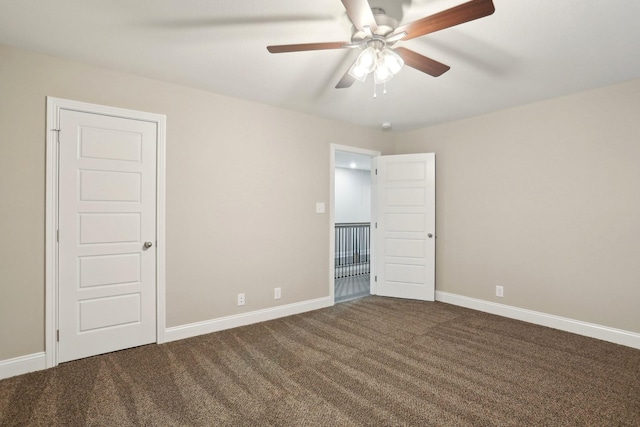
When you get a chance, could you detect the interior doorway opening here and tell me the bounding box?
[334,150,374,302]
[330,146,436,305]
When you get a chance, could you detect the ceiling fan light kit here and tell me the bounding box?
[266,0,495,92]
[347,40,404,85]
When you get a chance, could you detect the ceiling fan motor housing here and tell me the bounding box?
[351,9,399,45]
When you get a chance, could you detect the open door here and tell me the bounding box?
[373,153,435,301]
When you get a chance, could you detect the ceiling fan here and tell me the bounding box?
[267,0,495,89]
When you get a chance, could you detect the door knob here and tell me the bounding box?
[427,233,433,238]
[144,241,153,249]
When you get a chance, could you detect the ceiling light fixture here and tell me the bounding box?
[348,38,404,95]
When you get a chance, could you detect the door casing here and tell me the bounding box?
[45,97,167,367]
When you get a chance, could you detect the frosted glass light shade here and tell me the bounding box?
[349,62,369,82]
[357,47,377,71]
[374,63,393,84]
[380,49,404,75]
[348,46,378,82]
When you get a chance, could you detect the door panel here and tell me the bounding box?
[79,254,141,288]
[79,293,141,331]
[79,170,141,201]
[374,153,435,301]
[58,109,157,363]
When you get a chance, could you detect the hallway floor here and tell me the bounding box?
[335,274,370,303]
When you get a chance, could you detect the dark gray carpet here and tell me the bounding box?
[1,296,639,426]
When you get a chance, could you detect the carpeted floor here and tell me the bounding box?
[1,296,639,426]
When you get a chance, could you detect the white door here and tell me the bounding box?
[57,109,157,363]
[374,153,435,300]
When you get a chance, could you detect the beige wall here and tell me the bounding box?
[0,45,392,360]
[394,78,640,333]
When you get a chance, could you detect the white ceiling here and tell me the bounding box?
[335,151,373,170]
[2,0,640,132]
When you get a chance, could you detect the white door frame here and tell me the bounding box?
[329,144,380,302]
[45,97,167,368]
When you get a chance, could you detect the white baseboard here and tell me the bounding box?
[436,291,640,350]
[0,352,46,380]
[164,296,334,343]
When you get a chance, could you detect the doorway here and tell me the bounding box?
[331,145,379,303]
[330,145,436,305]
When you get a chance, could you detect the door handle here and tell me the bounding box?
[427,233,434,238]
[144,241,153,249]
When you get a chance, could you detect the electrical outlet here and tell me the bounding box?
[237,293,245,306]
[496,286,504,298]
[274,287,281,299]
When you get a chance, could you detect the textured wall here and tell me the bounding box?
[394,78,640,333]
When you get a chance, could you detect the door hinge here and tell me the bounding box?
[375,222,378,229]
[375,168,378,175]
[51,129,61,143]
[56,229,59,242]
[56,330,60,342]
[375,275,378,282]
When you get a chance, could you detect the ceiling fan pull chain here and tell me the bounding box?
[373,79,377,98]
[383,82,387,96]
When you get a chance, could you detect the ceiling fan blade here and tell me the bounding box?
[394,0,495,41]
[335,71,356,89]
[395,47,450,77]
[267,42,347,53]
[341,0,378,32]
